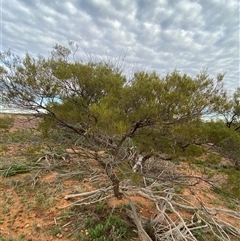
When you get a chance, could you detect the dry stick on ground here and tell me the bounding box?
[124,193,153,241]
[58,180,240,240]
[58,160,240,240]
[59,193,114,209]
[170,199,240,237]
[64,186,113,200]
[58,186,114,209]
[131,189,198,241]
[125,185,240,241]
[154,199,202,241]
[55,145,240,240]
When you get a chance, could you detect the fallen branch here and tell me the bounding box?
[64,186,112,200]
[58,186,114,209]
[124,194,153,241]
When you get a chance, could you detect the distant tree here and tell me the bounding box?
[0,43,227,198]
[220,87,240,132]
[204,120,240,169]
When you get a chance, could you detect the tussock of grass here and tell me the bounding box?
[0,116,14,130]
[0,164,32,177]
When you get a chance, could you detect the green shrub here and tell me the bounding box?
[50,226,61,236]
[88,214,130,241]
[0,116,14,130]
[1,163,33,177]
[185,144,205,157]
[206,153,222,168]
[204,121,240,169]
[205,121,231,145]
[221,168,240,199]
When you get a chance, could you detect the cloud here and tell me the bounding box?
[1,0,239,94]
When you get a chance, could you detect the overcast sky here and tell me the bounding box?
[1,0,239,94]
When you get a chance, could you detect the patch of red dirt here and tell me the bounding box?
[108,195,155,218]
[9,116,41,132]
[41,172,58,183]
[176,162,240,229]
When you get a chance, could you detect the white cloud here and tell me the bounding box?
[64,2,77,15]
[1,0,239,94]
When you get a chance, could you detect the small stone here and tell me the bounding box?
[207,142,214,146]
[56,233,63,238]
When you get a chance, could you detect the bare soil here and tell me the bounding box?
[9,115,41,132]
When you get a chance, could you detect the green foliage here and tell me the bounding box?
[0,234,25,241]
[1,164,32,177]
[74,233,88,240]
[206,153,221,166]
[50,226,61,236]
[185,145,205,157]
[193,229,204,239]
[185,157,204,166]
[2,43,238,203]
[88,214,130,241]
[95,201,106,213]
[0,116,14,130]
[133,127,174,154]
[25,145,43,154]
[37,115,57,138]
[5,129,41,143]
[219,87,240,131]
[118,163,143,185]
[218,133,240,166]
[0,44,227,155]
[84,216,97,228]
[204,121,231,144]
[201,121,240,169]
[221,168,240,199]
[0,144,8,152]
[227,199,239,209]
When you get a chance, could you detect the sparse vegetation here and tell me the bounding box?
[0,115,14,130]
[88,214,131,240]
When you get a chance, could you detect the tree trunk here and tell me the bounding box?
[106,162,122,199]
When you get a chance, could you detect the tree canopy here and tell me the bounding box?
[0,44,226,146]
[1,43,240,240]
[0,43,238,182]
[1,44,236,156]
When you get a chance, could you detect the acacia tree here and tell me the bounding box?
[0,44,227,195]
[220,87,240,131]
[2,43,239,240]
